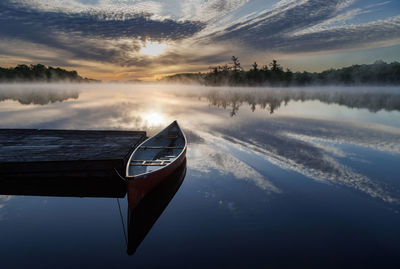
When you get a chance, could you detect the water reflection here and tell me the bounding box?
[206,121,399,203]
[0,173,126,198]
[0,84,399,205]
[0,159,187,255]
[127,159,186,255]
[188,134,280,193]
[0,84,79,105]
[1,84,400,266]
[0,195,11,221]
[195,87,400,116]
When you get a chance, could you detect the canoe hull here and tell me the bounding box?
[127,147,186,209]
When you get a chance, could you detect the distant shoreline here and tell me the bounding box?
[161,58,400,87]
[0,64,99,83]
[2,60,399,86]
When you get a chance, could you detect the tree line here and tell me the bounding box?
[161,57,400,86]
[0,64,98,82]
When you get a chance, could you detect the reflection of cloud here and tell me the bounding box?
[32,102,146,130]
[0,84,79,105]
[213,119,399,204]
[289,135,347,158]
[0,195,11,205]
[218,200,239,218]
[184,129,205,144]
[283,130,400,155]
[1,84,398,204]
[188,142,281,193]
[0,83,195,131]
[0,195,12,220]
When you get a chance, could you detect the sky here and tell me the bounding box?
[0,0,399,81]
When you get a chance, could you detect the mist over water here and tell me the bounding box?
[0,83,400,268]
[0,83,80,105]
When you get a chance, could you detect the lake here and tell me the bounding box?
[0,83,400,268]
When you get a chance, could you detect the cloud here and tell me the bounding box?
[0,0,205,69]
[0,1,205,41]
[209,0,400,53]
[181,0,249,22]
[1,0,400,78]
[212,0,348,39]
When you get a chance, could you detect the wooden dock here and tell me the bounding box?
[0,129,146,197]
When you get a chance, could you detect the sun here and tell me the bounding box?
[143,112,165,127]
[140,41,167,57]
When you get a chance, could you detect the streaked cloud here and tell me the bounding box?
[210,0,400,53]
[0,1,205,41]
[1,0,399,79]
[181,0,249,21]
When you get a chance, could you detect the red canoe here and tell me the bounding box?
[125,120,187,209]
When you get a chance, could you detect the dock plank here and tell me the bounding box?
[0,129,146,177]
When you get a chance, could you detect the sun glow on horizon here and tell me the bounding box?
[140,41,167,57]
[142,111,166,127]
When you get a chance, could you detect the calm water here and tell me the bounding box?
[1,84,400,268]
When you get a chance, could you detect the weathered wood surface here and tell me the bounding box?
[0,129,146,162]
[0,129,146,177]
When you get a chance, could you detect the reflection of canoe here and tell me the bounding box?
[127,159,186,255]
[125,120,187,209]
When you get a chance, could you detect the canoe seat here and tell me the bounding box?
[160,155,176,159]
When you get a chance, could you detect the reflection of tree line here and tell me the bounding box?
[0,89,79,105]
[162,58,400,86]
[204,90,400,116]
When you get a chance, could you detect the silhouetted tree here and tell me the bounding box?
[251,62,258,72]
[161,59,400,86]
[231,56,242,72]
[270,60,282,73]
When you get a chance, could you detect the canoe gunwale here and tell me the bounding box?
[125,120,187,179]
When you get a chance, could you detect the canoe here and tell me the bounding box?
[125,120,187,208]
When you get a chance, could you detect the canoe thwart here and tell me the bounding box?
[130,163,168,166]
[131,160,172,163]
[130,160,172,166]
